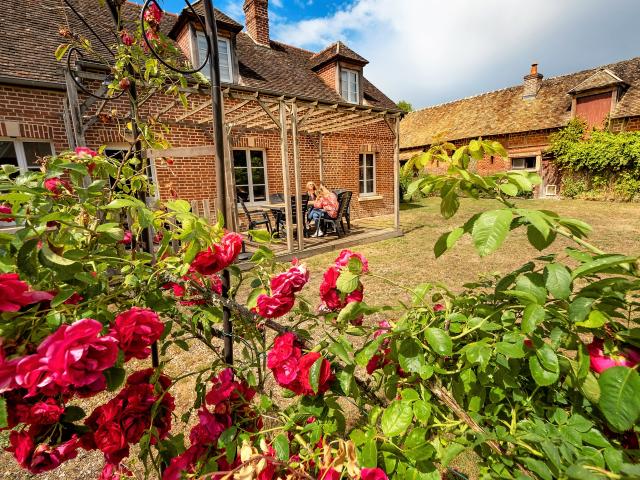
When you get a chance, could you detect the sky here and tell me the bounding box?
[161,0,640,110]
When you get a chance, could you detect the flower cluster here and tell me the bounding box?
[190,232,243,275]
[255,262,309,318]
[144,2,163,25]
[83,369,174,473]
[320,250,367,312]
[162,272,223,306]
[267,333,333,396]
[587,338,640,373]
[0,273,53,312]
[109,307,164,361]
[163,368,259,480]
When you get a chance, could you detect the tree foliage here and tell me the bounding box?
[397,100,414,114]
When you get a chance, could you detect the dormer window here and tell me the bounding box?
[196,32,233,83]
[341,68,360,104]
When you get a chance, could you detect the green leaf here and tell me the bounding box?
[569,297,595,323]
[248,229,271,243]
[355,336,384,366]
[0,397,6,429]
[424,328,452,356]
[521,304,545,334]
[523,458,553,480]
[529,346,559,386]
[336,271,359,294]
[104,367,126,392]
[360,439,378,468]
[55,43,71,61]
[433,227,464,258]
[272,434,289,461]
[471,209,512,257]
[520,210,551,239]
[328,338,353,364]
[572,254,637,279]
[166,199,192,213]
[576,310,608,329]
[464,342,491,369]
[515,273,547,305]
[440,184,460,219]
[61,406,86,422]
[102,198,140,209]
[499,183,518,196]
[598,366,640,432]
[527,225,556,251]
[544,263,572,300]
[398,339,425,373]
[413,400,431,424]
[381,400,413,437]
[308,356,324,394]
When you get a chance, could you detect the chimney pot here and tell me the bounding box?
[243,0,270,47]
[523,63,543,99]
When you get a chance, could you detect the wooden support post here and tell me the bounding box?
[279,102,294,253]
[394,117,401,231]
[291,102,304,251]
[223,124,237,231]
[318,133,324,184]
[64,69,86,147]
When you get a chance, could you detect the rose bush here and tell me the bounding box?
[2,3,636,478]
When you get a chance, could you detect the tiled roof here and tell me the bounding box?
[400,57,640,149]
[0,0,396,110]
[567,68,626,93]
[310,41,369,70]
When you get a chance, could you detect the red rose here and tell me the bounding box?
[14,354,52,396]
[205,368,255,406]
[0,273,53,312]
[267,333,300,368]
[334,249,369,273]
[8,430,79,474]
[0,346,18,392]
[298,352,333,396]
[189,408,231,447]
[318,468,341,480]
[120,230,133,245]
[29,399,64,424]
[119,29,134,46]
[64,292,84,305]
[361,468,389,480]
[0,204,13,223]
[110,307,164,361]
[319,266,363,311]
[74,147,97,158]
[587,338,640,373]
[270,264,309,297]
[255,293,295,318]
[191,232,243,275]
[99,462,133,480]
[37,318,118,388]
[44,177,73,197]
[94,422,128,456]
[144,2,163,24]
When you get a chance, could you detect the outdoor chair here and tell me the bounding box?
[237,195,272,237]
[320,191,352,238]
[273,195,309,238]
[333,189,352,231]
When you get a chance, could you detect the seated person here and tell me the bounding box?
[308,183,338,237]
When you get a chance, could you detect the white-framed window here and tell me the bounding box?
[233,149,267,204]
[0,139,54,175]
[340,68,360,104]
[359,153,375,195]
[197,32,233,83]
[510,156,537,171]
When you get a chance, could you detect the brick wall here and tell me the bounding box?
[0,83,395,222]
[316,63,337,93]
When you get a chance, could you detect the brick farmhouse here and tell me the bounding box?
[0,0,402,251]
[400,58,640,197]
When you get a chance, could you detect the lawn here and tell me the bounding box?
[2,197,638,479]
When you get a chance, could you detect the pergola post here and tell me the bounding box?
[318,133,324,184]
[394,117,401,231]
[279,101,294,253]
[291,102,304,251]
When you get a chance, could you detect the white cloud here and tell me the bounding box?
[269,0,640,108]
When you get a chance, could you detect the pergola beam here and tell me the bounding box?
[321,115,386,134]
[305,110,372,133]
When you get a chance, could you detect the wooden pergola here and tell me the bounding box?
[67,66,402,255]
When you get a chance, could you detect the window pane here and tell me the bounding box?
[23,142,52,170]
[0,141,19,169]
[236,186,250,202]
[366,178,374,193]
[525,157,536,169]
[250,151,264,167]
[341,71,349,99]
[234,167,248,185]
[511,158,524,169]
[359,180,365,194]
[252,167,265,185]
[233,150,247,167]
[253,185,266,202]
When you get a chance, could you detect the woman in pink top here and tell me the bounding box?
[309,184,338,237]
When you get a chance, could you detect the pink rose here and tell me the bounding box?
[120,30,134,47]
[144,2,163,24]
[361,468,389,480]
[0,273,53,312]
[433,303,445,312]
[191,232,243,275]
[74,147,97,158]
[0,204,13,223]
[14,354,52,395]
[44,177,73,197]
[270,264,309,297]
[587,338,640,373]
[110,307,164,361]
[37,318,118,388]
[0,346,18,392]
[318,468,341,480]
[334,249,369,273]
[120,230,133,245]
[255,293,295,318]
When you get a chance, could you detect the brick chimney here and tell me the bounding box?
[523,63,543,99]
[243,0,270,46]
